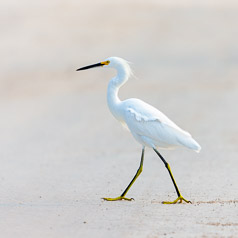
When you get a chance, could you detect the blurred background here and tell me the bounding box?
[0,0,238,237]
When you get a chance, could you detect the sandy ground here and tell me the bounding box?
[0,1,238,237]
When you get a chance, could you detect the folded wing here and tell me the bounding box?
[122,99,201,152]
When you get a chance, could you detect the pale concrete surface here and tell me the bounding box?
[0,1,238,237]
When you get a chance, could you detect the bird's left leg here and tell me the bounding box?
[153,148,191,204]
[103,147,145,201]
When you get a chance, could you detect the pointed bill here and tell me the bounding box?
[76,61,110,71]
[76,62,102,71]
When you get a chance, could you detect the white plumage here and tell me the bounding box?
[77,56,201,203]
[105,57,201,153]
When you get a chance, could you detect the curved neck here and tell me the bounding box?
[107,67,129,119]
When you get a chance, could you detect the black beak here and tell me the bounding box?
[76,62,102,71]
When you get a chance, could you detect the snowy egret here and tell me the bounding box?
[77,57,201,204]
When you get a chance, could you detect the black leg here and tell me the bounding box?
[153,148,191,204]
[103,147,145,201]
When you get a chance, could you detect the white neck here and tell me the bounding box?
[107,66,130,120]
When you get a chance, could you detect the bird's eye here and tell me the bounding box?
[106,60,110,64]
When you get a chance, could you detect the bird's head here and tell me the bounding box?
[76,57,131,75]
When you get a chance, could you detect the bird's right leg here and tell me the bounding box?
[153,148,191,204]
[103,147,145,201]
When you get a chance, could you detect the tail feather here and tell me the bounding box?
[177,135,201,153]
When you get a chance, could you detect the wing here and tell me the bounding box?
[122,98,190,135]
[121,98,199,149]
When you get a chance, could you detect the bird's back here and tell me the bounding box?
[119,98,201,152]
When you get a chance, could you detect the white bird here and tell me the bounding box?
[77,57,201,204]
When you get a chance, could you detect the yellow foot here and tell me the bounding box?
[102,196,134,201]
[162,196,191,204]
